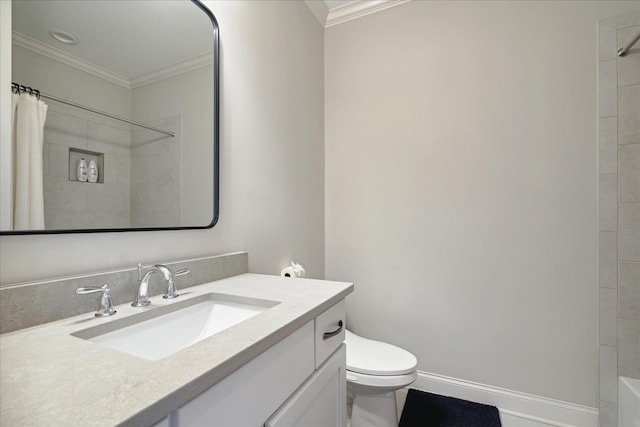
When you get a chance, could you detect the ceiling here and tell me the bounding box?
[12,0,213,81]
[305,0,409,27]
[11,0,407,83]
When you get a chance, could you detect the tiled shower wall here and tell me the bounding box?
[42,105,182,229]
[43,103,132,229]
[130,115,181,228]
[598,12,640,427]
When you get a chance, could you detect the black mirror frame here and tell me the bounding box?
[2,0,219,235]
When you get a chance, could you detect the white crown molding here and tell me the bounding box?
[412,371,598,427]
[325,0,410,28]
[130,52,213,89]
[12,31,212,91]
[12,32,131,89]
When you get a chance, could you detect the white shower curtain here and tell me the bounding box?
[11,93,48,230]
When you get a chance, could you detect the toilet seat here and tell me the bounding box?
[347,369,418,389]
[345,330,417,376]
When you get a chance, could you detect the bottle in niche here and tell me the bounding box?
[88,160,98,183]
[77,157,88,182]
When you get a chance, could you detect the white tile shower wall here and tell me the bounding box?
[599,231,617,289]
[599,117,618,175]
[131,65,214,227]
[599,401,619,427]
[617,26,640,87]
[619,262,640,320]
[619,85,640,145]
[130,116,181,227]
[599,288,618,347]
[600,345,618,404]
[618,319,640,378]
[42,103,132,229]
[598,19,619,427]
[618,203,640,260]
[598,14,640,427]
[619,144,640,201]
[600,60,618,118]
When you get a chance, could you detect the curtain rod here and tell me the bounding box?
[618,30,640,57]
[11,82,175,138]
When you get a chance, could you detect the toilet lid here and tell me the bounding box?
[345,330,417,376]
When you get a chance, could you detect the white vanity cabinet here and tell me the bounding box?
[166,300,346,427]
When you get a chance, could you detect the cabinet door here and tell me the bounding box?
[266,344,346,427]
[174,321,314,427]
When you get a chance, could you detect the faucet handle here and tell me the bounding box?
[163,268,190,300]
[76,284,117,317]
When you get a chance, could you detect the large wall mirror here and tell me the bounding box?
[2,0,219,234]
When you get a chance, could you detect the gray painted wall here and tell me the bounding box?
[325,0,639,408]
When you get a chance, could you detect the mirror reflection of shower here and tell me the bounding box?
[10,83,48,230]
[9,80,181,231]
[4,0,217,233]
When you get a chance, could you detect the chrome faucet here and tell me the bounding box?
[76,284,117,317]
[131,263,190,307]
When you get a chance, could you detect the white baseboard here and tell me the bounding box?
[410,371,598,427]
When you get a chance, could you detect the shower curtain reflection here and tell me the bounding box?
[11,93,48,230]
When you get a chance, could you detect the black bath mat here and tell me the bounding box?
[399,389,501,427]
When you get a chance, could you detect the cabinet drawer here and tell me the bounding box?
[315,300,345,368]
[266,344,347,427]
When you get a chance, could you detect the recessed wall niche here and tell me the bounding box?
[68,148,104,183]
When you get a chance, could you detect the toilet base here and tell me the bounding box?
[350,390,398,427]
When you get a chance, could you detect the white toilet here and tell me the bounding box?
[345,330,418,427]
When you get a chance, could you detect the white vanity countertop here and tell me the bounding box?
[0,273,353,427]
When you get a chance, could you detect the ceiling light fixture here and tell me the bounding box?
[48,30,78,45]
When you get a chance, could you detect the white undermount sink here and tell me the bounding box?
[72,293,279,361]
